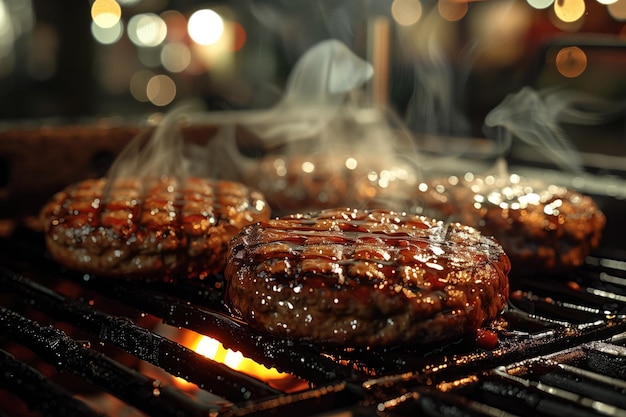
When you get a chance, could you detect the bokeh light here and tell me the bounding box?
[608,0,626,20]
[162,10,188,42]
[438,0,468,22]
[597,0,618,5]
[127,13,167,47]
[554,0,586,22]
[527,0,554,9]
[161,42,191,72]
[391,0,423,26]
[232,21,247,52]
[0,1,15,59]
[146,74,176,106]
[91,0,122,29]
[188,9,224,45]
[555,46,587,78]
[91,20,123,45]
[129,69,154,102]
[468,1,532,67]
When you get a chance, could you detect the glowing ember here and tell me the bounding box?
[172,329,289,385]
[191,334,287,380]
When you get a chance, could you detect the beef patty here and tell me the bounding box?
[225,208,510,347]
[40,176,270,279]
[414,173,605,273]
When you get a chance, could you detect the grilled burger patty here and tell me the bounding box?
[40,176,270,278]
[225,208,511,347]
[415,174,605,273]
[245,153,417,215]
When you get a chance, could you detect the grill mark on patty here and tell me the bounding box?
[225,208,511,347]
[41,176,270,278]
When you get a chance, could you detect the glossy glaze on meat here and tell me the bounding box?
[415,173,606,273]
[244,153,418,215]
[225,208,510,347]
[40,176,270,279]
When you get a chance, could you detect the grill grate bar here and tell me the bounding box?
[514,278,625,316]
[73,272,358,386]
[0,348,104,417]
[491,366,626,417]
[558,363,626,391]
[406,337,626,417]
[0,307,220,417]
[0,266,281,402]
[540,370,626,410]
[374,385,523,417]
[476,375,604,417]
[225,381,364,417]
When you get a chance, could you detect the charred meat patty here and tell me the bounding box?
[225,208,510,347]
[40,176,270,279]
[244,153,417,215]
[415,174,605,273]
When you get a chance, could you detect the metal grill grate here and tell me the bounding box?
[1,222,626,417]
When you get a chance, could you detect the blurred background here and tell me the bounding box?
[0,0,625,153]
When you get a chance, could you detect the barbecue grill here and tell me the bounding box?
[3,2,626,416]
[0,125,625,416]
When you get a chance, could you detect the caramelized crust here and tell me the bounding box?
[415,174,606,273]
[245,153,417,215]
[225,208,510,347]
[40,176,270,278]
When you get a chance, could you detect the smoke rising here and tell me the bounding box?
[104,39,419,214]
[484,86,626,174]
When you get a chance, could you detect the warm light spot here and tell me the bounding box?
[527,0,554,8]
[195,335,220,359]
[548,13,584,31]
[192,335,287,381]
[555,46,587,78]
[391,0,423,26]
[438,0,468,21]
[554,0,585,22]
[597,0,618,4]
[608,0,626,20]
[91,0,121,29]
[128,13,167,47]
[232,21,247,52]
[224,350,245,369]
[162,10,188,42]
[302,161,315,173]
[188,9,224,45]
[468,1,531,67]
[146,74,176,106]
[91,20,123,44]
[345,157,358,170]
[161,42,191,73]
[0,2,13,61]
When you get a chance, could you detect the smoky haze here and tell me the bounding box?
[483,86,626,176]
[104,39,421,214]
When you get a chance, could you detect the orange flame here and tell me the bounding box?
[189,333,287,380]
[164,328,298,391]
